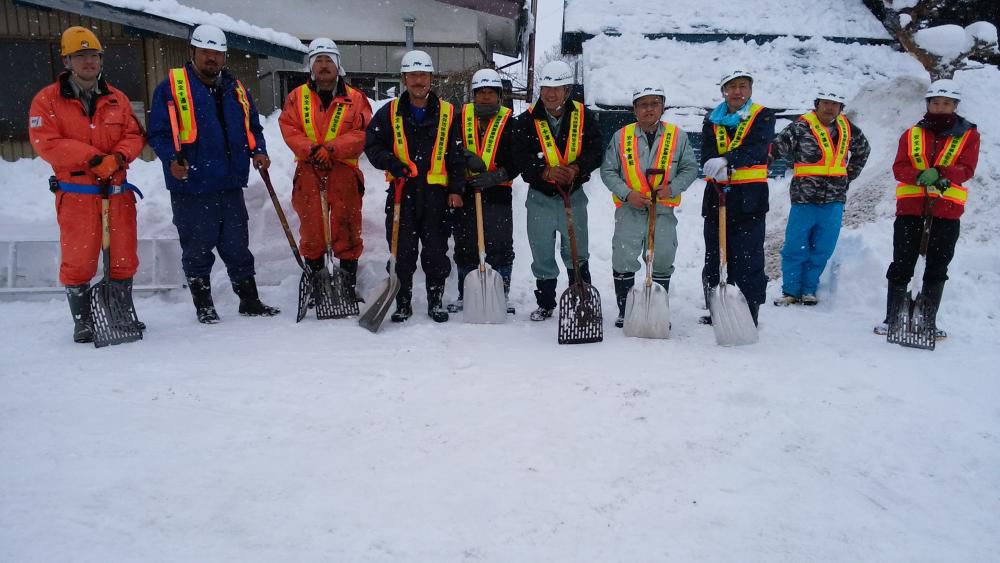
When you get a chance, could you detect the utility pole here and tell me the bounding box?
[525,0,538,100]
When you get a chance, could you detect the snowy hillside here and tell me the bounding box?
[3,5,1000,562]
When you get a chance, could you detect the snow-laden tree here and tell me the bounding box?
[864,0,999,79]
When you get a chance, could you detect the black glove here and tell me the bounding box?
[387,159,412,178]
[468,168,508,189]
[465,149,487,174]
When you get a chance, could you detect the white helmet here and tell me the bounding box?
[538,60,574,87]
[190,24,227,53]
[307,37,345,77]
[815,87,847,105]
[401,50,434,74]
[720,69,753,88]
[926,79,961,101]
[471,68,503,92]
[632,85,666,103]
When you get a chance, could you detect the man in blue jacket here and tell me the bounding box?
[148,24,279,323]
[699,70,776,326]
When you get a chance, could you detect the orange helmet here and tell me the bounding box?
[60,26,103,56]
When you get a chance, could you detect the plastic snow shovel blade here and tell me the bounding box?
[887,292,936,350]
[315,267,359,320]
[462,267,507,324]
[623,283,670,339]
[557,282,603,344]
[89,280,142,348]
[708,284,757,346]
[358,273,399,333]
[296,271,311,322]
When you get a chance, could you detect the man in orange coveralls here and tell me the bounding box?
[279,38,372,301]
[29,26,146,343]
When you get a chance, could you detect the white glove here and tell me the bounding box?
[703,157,729,180]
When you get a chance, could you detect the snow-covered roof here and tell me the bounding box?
[581,34,924,110]
[99,0,306,52]
[564,0,891,39]
[19,0,306,60]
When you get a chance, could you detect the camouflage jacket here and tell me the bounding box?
[772,113,871,204]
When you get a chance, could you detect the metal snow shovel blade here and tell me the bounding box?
[555,185,603,345]
[315,172,359,319]
[888,190,936,350]
[359,178,405,333]
[90,180,142,348]
[463,187,507,324]
[708,182,757,346]
[624,168,670,339]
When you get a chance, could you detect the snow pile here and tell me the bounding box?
[581,34,926,109]
[564,0,890,38]
[915,24,973,59]
[97,0,307,52]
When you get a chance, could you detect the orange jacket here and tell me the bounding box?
[279,80,371,165]
[29,73,145,186]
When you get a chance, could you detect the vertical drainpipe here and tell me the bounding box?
[403,16,415,51]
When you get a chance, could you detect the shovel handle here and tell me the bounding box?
[711,180,729,278]
[259,168,308,272]
[389,178,405,259]
[643,168,666,287]
[317,171,334,260]
[474,189,487,273]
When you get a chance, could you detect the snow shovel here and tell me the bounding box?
[463,186,507,324]
[89,179,142,348]
[707,181,758,346]
[888,186,937,351]
[359,178,405,333]
[315,170,359,319]
[624,168,670,339]
[556,185,603,345]
[259,168,318,322]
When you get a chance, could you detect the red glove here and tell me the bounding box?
[89,154,122,180]
[309,145,332,169]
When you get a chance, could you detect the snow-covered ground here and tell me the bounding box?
[3,6,1000,562]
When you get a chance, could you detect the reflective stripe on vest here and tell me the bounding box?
[793,112,851,177]
[296,84,358,166]
[168,68,197,144]
[462,103,512,187]
[614,122,682,208]
[387,98,454,186]
[169,67,256,151]
[712,102,766,185]
[533,100,584,167]
[895,126,972,206]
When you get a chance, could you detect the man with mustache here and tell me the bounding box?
[279,38,372,302]
[28,26,146,343]
[699,70,777,326]
[512,60,603,322]
[148,24,278,324]
[771,88,870,306]
[364,50,466,323]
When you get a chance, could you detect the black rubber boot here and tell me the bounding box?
[232,277,281,317]
[112,277,145,331]
[613,271,634,328]
[530,278,557,321]
[699,281,713,325]
[391,281,413,322]
[303,257,325,309]
[496,264,515,314]
[875,282,909,334]
[449,265,473,313]
[427,283,449,323]
[187,276,220,324]
[566,261,593,285]
[339,259,362,303]
[749,302,759,327]
[922,280,947,339]
[66,284,93,343]
[652,275,670,294]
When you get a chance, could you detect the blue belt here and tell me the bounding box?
[57,182,144,199]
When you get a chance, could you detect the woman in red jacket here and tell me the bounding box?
[875,79,980,339]
[29,27,146,343]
